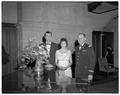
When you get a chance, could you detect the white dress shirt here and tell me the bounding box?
[46,42,51,56]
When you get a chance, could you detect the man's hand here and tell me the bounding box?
[88,74,93,81]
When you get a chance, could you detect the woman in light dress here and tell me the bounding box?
[55,38,72,93]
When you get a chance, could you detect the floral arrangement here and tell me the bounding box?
[18,38,49,71]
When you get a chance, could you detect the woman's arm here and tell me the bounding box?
[65,50,72,69]
[55,51,59,67]
[69,50,72,66]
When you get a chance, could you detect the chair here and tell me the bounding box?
[98,57,118,79]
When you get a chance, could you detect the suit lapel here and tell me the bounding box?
[76,46,80,53]
[79,43,87,51]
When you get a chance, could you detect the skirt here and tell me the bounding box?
[56,67,72,86]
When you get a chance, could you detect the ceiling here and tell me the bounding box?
[88,2,118,14]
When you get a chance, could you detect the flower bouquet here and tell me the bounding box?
[18,38,49,77]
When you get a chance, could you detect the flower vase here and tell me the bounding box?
[34,59,44,91]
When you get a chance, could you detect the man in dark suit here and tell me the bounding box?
[75,33,96,91]
[43,31,58,91]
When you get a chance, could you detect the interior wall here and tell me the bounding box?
[2,2,118,67]
[21,2,117,52]
[2,2,17,23]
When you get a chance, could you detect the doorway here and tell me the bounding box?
[92,31,114,80]
[92,31,114,60]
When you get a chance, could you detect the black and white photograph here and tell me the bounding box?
[2,1,118,93]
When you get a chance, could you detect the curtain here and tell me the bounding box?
[2,23,18,76]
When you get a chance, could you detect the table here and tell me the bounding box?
[2,71,90,93]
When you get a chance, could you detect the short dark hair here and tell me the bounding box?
[59,38,68,47]
[79,33,86,37]
[44,31,52,37]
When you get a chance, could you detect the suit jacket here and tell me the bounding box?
[48,42,58,67]
[75,43,96,79]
